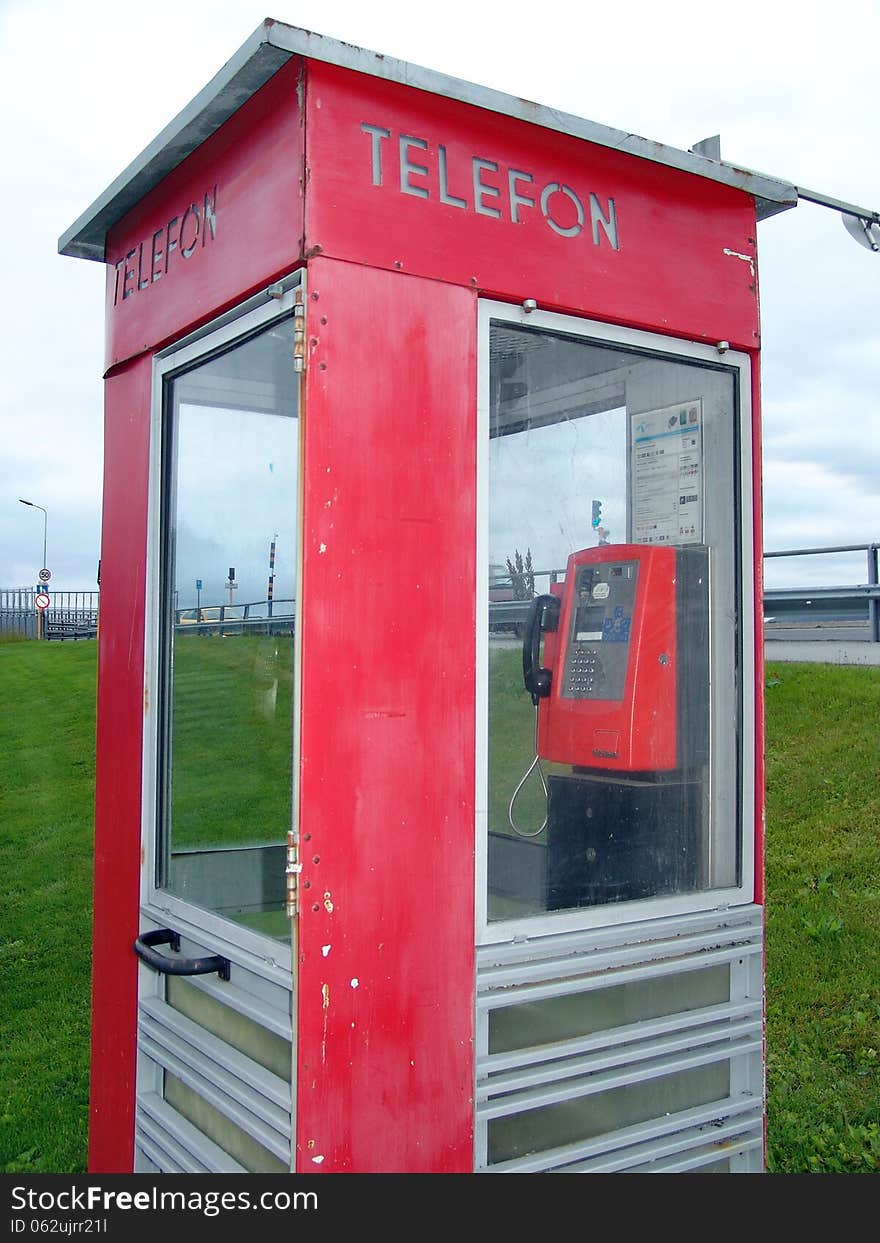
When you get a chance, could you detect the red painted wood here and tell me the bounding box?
[297,257,477,1172]
[86,49,766,1172]
[304,61,760,351]
[105,58,304,369]
[88,356,152,1172]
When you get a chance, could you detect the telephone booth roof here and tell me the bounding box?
[59,17,798,264]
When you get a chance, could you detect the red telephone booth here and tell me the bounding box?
[60,19,800,1174]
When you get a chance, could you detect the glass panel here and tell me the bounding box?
[488,966,730,1054]
[487,321,739,922]
[487,1064,730,1164]
[159,317,298,938]
[165,977,292,1081]
[164,1073,289,1173]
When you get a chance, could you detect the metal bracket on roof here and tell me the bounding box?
[692,133,878,250]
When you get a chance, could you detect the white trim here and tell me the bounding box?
[476,299,756,946]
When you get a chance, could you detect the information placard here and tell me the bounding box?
[631,400,703,545]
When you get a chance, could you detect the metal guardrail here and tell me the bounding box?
[44,611,99,641]
[3,545,878,642]
[763,543,879,642]
[173,599,296,637]
[490,544,880,643]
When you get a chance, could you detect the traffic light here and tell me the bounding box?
[591,499,602,528]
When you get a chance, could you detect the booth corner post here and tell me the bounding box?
[61,17,816,1175]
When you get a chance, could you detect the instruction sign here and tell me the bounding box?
[631,400,703,545]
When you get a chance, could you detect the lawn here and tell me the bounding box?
[1,638,878,1172]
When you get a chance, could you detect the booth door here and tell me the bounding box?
[134,284,302,1173]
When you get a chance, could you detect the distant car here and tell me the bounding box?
[177,605,245,633]
[489,564,515,602]
[199,606,244,624]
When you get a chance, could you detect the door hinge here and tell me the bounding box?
[293,289,305,373]
[285,830,302,918]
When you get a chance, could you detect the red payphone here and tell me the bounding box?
[523,543,709,774]
[519,543,710,908]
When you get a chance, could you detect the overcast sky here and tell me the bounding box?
[1,0,877,595]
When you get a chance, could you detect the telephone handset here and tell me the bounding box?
[522,594,560,705]
[521,543,708,775]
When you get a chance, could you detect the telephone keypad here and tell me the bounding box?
[565,645,603,697]
[560,561,638,701]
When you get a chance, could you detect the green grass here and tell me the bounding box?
[170,632,293,848]
[763,662,880,1173]
[1,639,878,1173]
[489,645,553,836]
[0,639,96,1174]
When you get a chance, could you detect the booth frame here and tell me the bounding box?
[59,19,792,1175]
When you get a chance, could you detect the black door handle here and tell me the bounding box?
[133,927,231,981]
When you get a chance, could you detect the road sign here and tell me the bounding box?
[38,568,51,582]
[35,592,51,610]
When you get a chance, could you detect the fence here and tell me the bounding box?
[2,544,878,642]
[763,543,879,643]
[0,589,99,641]
[0,588,38,639]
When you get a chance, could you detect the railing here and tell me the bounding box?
[488,544,880,643]
[3,544,878,642]
[173,599,296,636]
[0,588,38,638]
[43,592,100,641]
[763,543,879,643]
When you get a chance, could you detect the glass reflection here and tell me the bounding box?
[487,322,739,922]
[160,318,298,939]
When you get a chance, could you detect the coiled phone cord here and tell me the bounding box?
[508,708,548,838]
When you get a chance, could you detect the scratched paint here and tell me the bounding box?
[723,247,756,278]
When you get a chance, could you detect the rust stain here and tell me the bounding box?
[321,982,330,1065]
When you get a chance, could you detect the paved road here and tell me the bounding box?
[764,617,880,665]
[765,623,872,644]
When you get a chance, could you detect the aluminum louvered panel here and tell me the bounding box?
[474,905,764,1173]
[137,1092,247,1173]
[135,992,292,1171]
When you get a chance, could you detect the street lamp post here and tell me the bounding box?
[19,498,48,640]
[19,498,48,572]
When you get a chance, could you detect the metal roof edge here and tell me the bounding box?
[59,18,799,263]
[264,22,798,219]
[58,22,291,261]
